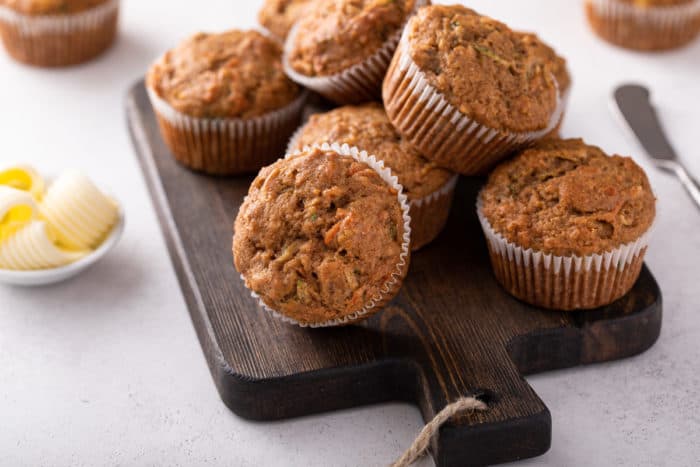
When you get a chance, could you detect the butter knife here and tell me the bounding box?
[613,84,700,209]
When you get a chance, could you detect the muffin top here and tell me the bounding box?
[480,139,655,256]
[291,103,454,200]
[405,5,559,133]
[616,0,696,6]
[233,147,406,325]
[258,0,316,40]
[287,0,418,77]
[0,0,108,14]
[147,30,301,119]
[518,32,571,95]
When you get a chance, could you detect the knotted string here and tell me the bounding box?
[392,397,488,467]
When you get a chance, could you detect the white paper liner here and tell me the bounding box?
[476,195,654,309]
[146,84,307,174]
[408,173,458,251]
[383,29,564,175]
[549,86,571,136]
[0,0,118,35]
[282,0,428,104]
[240,142,412,328]
[255,25,283,46]
[285,123,306,156]
[586,0,700,49]
[410,174,458,209]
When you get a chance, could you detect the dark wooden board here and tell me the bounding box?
[126,81,662,467]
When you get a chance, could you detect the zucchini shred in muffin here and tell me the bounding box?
[283,0,428,104]
[383,4,563,175]
[289,103,457,251]
[146,30,306,175]
[478,138,656,311]
[258,0,316,40]
[233,144,411,327]
[519,32,571,138]
[585,0,700,51]
[0,0,119,67]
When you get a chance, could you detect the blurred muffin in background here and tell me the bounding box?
[585,0,700,51]
[0,0,119,67]
[258,0,316,40]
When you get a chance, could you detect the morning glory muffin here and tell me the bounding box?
[258,0,316,40]
[146,30,305,175]
[283,0,428,104]
[478,138,656,311]
[0,0,119,66]
[383,5,562,175]
[585,0,700,51]
[289,103,457,250]
[233,144,411,327]
[519,32,571,137]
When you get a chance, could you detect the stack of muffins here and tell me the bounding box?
[145,1,657,328]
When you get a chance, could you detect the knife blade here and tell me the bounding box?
[612,83,700,209]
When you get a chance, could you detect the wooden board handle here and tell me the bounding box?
[378,300,551,467]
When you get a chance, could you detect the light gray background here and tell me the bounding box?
[1,1,699,466]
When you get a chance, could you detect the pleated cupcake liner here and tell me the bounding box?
[286,128,457,251]
[282,0,428,105]
[586,0,700,51]
[383,32,563,176]
[285,124,306,155]
[476,197,653,311]
[0,0,119,66]
[146,86,307,176]
[409,174,458,251]
[242,142,412,328]
[546,87,571,138]
[255,25,283,45]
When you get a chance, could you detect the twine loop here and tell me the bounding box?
[392,397,488,467]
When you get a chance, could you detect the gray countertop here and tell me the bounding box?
[1,1,699,466]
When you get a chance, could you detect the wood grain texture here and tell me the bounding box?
[125,81,662,467]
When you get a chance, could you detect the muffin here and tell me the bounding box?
[478,138,656,311]
[585,0,700,51]
[0,0,119,67]
[146,30,306,175]
[383,5,562,176]
[289,103,457,251]
[233,143,411,327]
[283,0,428,104]
[258,0,316,40]
[519,32,571,138]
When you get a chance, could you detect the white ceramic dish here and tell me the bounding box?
[0,204,124,287]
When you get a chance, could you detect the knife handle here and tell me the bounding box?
[657,160,700,209]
